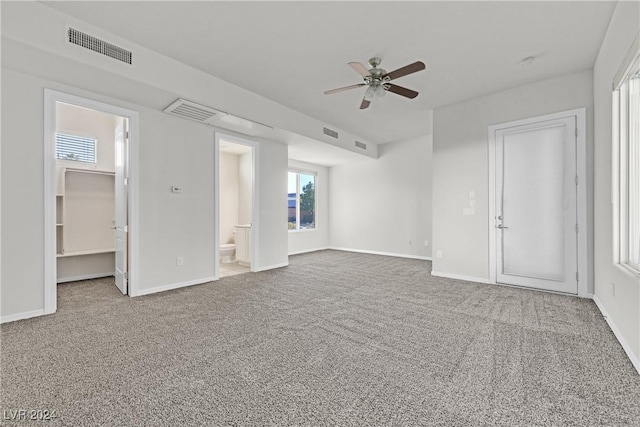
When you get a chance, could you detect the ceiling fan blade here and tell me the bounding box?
[349,62,371,77]
[383,61,425,81]
[386,83,419,99]
[324,83,366,95]
[360,98,371,110]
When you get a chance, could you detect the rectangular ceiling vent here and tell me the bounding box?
[355,141,367,150]
[163,98,272,136]
[323,127,339,139]
[163,99,224,124]
[68,27,133,65]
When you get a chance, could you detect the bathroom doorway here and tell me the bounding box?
[215,134,257,278]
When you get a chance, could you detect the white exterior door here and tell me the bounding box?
[114,119,128,295]
[495,116,578,294]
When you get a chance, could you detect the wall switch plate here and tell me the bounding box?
[436,250,443,258]
[176,257,184,266]
[171,186,183,193]
[424,240,429,247]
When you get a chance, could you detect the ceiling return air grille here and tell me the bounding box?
[323,127,339,139]
[355,141,367,150]
[163,98,272,136]
[67,27,133,65]
[164,99,224,125]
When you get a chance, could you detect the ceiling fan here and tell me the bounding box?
[324,57,426,110]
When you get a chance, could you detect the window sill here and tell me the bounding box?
[288,229,317,233]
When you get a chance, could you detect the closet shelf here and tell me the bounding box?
[57,248,115,258]
[65,167,115,176]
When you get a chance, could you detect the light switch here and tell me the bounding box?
[171,186,183,193]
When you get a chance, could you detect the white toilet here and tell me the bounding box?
[220,231,236,264]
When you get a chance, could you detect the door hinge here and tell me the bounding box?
[124,225,128,233]
[575,127,578,137]
[125,131,130,140]
[124,177,129,186]
[124,271,129,283]
[576,272,579,282]
[575,175,579,185]
[575,223,579,233]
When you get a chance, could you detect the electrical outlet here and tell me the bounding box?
[176,257,184,266]
[612,282,616,297]
[436,250,443,258]
[424,240,429,247]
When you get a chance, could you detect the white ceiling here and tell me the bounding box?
[44,1,614,146]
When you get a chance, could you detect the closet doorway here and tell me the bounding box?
[44,90,139,314]
[214,133,258,279]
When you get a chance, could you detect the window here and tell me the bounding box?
[288,171,316,230]
[55,132,97,163]
[614,37,640,273]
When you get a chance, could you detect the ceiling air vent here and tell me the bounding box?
[323,127,339,139]
[355,141,367,150]
[68,27,133,65]
[163,99,224,124]
[163,98,272,136]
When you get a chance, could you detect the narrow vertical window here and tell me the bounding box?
[614,37,640,273]
[288,171,316,231]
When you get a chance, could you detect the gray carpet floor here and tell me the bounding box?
[1,250,639,426]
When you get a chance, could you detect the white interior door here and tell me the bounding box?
[114,118,128,294]
[495,116,577,294]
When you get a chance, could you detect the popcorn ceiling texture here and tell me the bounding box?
[2,250,639,426]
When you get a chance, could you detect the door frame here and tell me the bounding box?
[213,132,260,279]
[488,108,588,296]
[44,89,140,314]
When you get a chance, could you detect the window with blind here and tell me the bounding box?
[614,36,640,273]
[55,133,97,163]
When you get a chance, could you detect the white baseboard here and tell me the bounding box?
[57,272,114,283]
[329,247,432,261]
[1,309,46,324]
[430,271,493,284]
[288,247,330,256]
[254,262,289,272]
[592,295,640,375]
[132,276,216,297]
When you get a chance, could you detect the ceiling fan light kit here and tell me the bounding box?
[325,57,425,109]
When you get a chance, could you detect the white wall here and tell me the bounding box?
[288,159,330,255]
[329,135,433,259]
[432,70,594,285]
[238,152,252,225]
[254,140,288,270]
[593,0,640,371]
[219,152,239,245]
[56,102,116,172]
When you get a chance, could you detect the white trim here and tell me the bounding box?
[592,295,640,375]
[1,309,47,324]
[44,90,57,315]
[431,271,493,284]
[214,132,260,278]
[132,277,216,297]
[44,89,140,316]
[330,247,432,261]
[56,272,114,283]
[254,262,289,272]
[488,108,588,296]
[289,247,330,256]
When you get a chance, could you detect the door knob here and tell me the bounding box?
[496,224,509,229]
